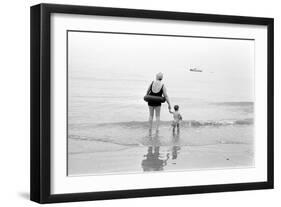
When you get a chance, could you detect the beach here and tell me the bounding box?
[68,139,254,176]
[68,123,254,176]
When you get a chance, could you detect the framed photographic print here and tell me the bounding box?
[30,3,274,203]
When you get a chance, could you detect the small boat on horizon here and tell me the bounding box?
[189,68,203,72]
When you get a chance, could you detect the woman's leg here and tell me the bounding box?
[155,106,161,132]
[176,123,180,133]
[148,106,154,131]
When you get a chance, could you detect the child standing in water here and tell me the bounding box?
[169,105,182,131]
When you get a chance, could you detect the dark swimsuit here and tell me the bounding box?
[147,81,164,107]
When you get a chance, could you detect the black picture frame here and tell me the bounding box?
[30,3,274,204]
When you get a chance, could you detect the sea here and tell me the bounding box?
[68,69,254,149]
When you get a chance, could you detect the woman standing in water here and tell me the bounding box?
[146,72,171,133]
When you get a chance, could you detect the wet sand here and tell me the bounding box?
[68,139,254,176]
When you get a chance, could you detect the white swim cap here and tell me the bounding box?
[156,72,163,80]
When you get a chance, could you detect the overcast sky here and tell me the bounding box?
[68,31,254,102]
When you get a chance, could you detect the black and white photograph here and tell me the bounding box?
[0,0,278,206]
[67,30,255,176]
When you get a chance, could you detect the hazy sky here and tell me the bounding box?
[68,31,254,102]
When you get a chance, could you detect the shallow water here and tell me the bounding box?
[69,120,253,148]
[68,99,254,149]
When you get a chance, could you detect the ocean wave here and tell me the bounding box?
[68,134,250,149]
[68,135,141,147]
[210,101,254,106]
[96,118,254,128]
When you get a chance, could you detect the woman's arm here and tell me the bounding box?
[146,82,153,95]
[163,85,171,109]
[179,114,183,120]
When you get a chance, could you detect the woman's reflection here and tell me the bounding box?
[141,146,169,172]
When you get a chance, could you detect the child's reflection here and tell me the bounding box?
[171,130,181,162]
